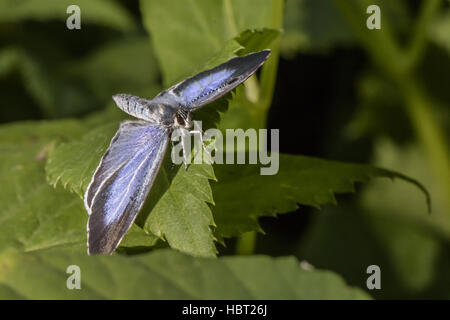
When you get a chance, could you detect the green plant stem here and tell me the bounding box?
[241,0,284,131]
[406,0,443,70]
[244,75,260,103]
[334,0,450,214]
[399,81,450,211]
[234,0,284,255]
[235,231,257,255]
[257,0,284,116]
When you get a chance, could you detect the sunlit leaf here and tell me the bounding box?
[141,0,280,86]
[212,153,430,238]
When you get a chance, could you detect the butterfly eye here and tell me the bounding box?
[176,113,186,126]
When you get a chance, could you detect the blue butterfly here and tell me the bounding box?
[84,50,271,254]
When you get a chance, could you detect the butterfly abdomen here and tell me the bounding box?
[113,94,178,125]
[113,94,150,119]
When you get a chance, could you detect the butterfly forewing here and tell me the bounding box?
[168,50,271,110]
[85,121,169,254]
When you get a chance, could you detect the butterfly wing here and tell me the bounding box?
[165,50,270,110]
[84,120,169,254]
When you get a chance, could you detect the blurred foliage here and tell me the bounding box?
[300,141,450,299]
[0,248,369,299]
[0,0,448,299]
[284,0,450,299]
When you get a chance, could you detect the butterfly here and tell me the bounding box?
[84,49,271,254]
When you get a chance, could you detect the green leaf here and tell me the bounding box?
[118,225,159,250]
[235,28,281,56]
[0,0,135,31]
[143,162,217,257]
[140,0,280,86]
[45,122,120,198]
[0,248,370,299]
[212,153,430,239]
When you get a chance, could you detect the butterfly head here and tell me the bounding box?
[174,108,192,129]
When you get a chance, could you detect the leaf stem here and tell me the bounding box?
[399,81,450,212]
[234,0,284,254]
[235,231,257,255]
[406,0,443,71]
[248,0,284,130]
[244,75,260,103]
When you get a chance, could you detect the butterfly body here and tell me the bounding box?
[85,50,270,254]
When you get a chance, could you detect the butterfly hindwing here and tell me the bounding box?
[84,121,169,254]
[167,50,271,110]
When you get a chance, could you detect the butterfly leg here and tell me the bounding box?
[189,129,212,161]
[180,129,190,169]
[169,138,178,171]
